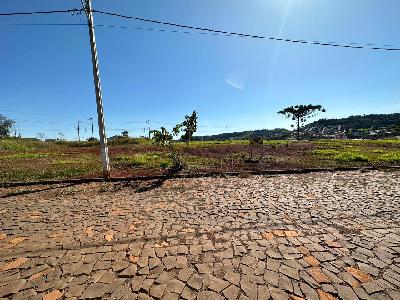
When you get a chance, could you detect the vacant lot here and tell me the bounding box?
[0,138,400,183]
[0,171,399,299]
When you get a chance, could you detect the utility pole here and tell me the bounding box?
[77,120,83,141]
[146,120,151,139]
[88,117,94,137]
[83,0,110,178]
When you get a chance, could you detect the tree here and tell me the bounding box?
[121,130,129,138]
[150,125,181,146]
[37,132,45,141]
[278,104,326,140]
[0,115,15,137]
[181,111,198,146]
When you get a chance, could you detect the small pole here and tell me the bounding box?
[77,120,81,141]
[83,0,110,178]
[88,117,94,137]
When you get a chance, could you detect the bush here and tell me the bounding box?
[168,152,186,173]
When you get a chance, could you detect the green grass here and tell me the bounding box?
[0,138,53,151]
[313,139,400,148]
[312,149,340,156]
[378,152,400,163]
[0,153,64,160]
[312,139,400,164]
[1,137,399,183]
[112,152,171,169]
[334,152,369,162]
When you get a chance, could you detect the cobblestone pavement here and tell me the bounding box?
[1,170,400,300]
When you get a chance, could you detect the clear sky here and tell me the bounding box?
[1,0,399,140]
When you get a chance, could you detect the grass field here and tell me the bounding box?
[0,137,399,183]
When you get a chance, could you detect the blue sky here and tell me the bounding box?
[1,0,399,140]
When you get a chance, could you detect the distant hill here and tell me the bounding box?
[304,113,400,130]
[193,128,291,141]
[195,113,400,141]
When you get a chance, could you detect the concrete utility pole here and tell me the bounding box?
[83,0,110,178]
[88,117,94,137]
[77,121,80,141]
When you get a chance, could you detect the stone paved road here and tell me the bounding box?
[0,170,400,300]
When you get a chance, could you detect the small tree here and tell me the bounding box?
[121,130,129,138]
[0,115,15,137]
[278,104,326,140]
[37,132,45,141]
[181,111,198,146]
[150,125,181,146]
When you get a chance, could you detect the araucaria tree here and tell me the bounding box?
[278,104,326,140]
[0,114,15,137]
[181,111,198,146]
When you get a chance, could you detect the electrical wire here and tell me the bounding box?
[0,8,398,52]
[0,9,82,16]
[92,9,400,52]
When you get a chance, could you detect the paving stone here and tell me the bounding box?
[269,287,289,300]
[166,279,185,294]
[99,270,116,284]
[119,264,138,277]
[278,274,293,293]
[181,286,196,300]
[208,276,230,292]
[300,282,319,300]
[81,283,110,299]
[223,284,240,299]
[335,284,359,300]
[224,271,241,286]
[264,270,279,287]
[240,278,257,299]
[187,274,203,290]
[307,267,331,283]
[196,263,212,274]
[1,172,400,300]
[137,292,154,300]
[162,256,177,270]
[257,285,270,300]
[197,290,224,300]
[362,280,384,294]
[0,279,26,298]
[131,275,146,292]
[279,264,299,280]
[149,283,167,299]
[316,289,337,300]
[65,284,85,297]
[42,290,63,300]
[353,287,371,300]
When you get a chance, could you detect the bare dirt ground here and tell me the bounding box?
[0,170,400,299]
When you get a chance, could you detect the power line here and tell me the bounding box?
[91,9,400,52]
[3,22,398,52]
[0,9,82,16]
[0,23,87,26]
[1,8,398,52]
